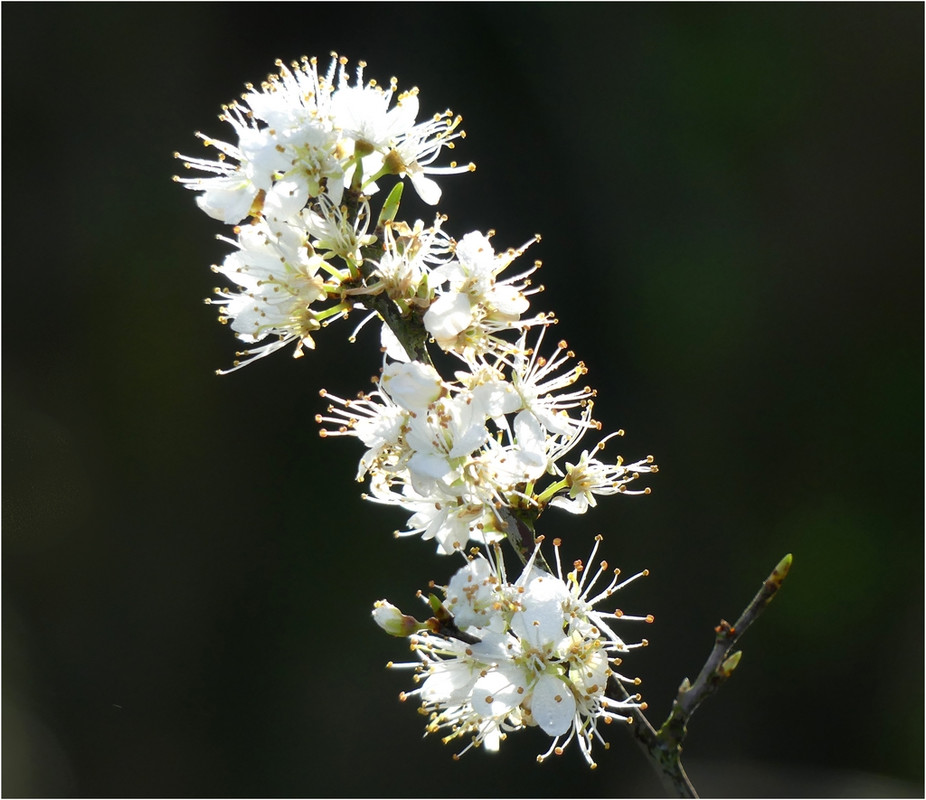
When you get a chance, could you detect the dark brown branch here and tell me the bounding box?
[331,187,434,366]
[355,285,432,364]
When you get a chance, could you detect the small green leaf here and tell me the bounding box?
[377,182,404,228]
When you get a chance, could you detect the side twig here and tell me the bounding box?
[621,554,793,798]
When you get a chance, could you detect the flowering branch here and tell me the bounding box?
[177,53,789,797]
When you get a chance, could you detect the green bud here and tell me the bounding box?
[720,650,743,676]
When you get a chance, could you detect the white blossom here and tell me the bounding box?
[547,433,658,514]
[368,217,453,306]
[176,54,473,226]
[384,483,503,554]
[175,57,342,223]
[380,360,444,412]
[387,110,473,205]
[503,329,599,439]
[315,379,409,480]
[208,215,339,372]
[424,231,550,356]
[380,537,652,766]
[317,348,656,548]
[302,194,376,265]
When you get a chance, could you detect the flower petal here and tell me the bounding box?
[531,673,576,737]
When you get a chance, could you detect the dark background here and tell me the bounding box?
[3,4,923,797]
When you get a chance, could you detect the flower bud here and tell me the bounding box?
[372,600,422,637]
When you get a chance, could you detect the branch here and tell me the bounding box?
[620,553,793,798]
[333,186,433,366]
[617,680,698,798]
[355,283,432,364]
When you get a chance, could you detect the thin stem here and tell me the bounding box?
[660,554,793,740]
[621,554,793,798]
[614,679,698,797]
[355,280,432,364]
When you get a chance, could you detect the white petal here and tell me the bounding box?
[569,648,610,700]
[421,661,477,706]
[510,575,570,648]
[390,93,420,134]
[549,495,590,514]
[423,292,472,340]
[472,379,522,417]
[447,400,489,458]
[380,324,410,362]
[263,175,309,220]
[531,674,576,737]
[478,720,502,752]
[408,452,454,482]
[195,180,257,224]
[431,508,474,555]
[409,171,442,205]
[455,232,495,274]
[512,411,548,478]
[472,664,528,718]
[382,361,443,411]
[489,284,529,316]
[447,560,495,627]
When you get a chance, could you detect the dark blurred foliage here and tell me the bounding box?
[3,3,922,797]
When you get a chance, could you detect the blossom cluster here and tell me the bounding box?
[179,54,656,769]
[374,537,652,767]
[177,54,469,223]
[317,334,655,554]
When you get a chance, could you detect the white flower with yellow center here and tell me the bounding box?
[176,54,474,225]
[378,537,651,766]
[546,432,658,514]
[385,111,473,205]
[303,194,376,266]
[424,231,549,356]
[175,57,342,223]
[368,217,453,308]
[503,329,599,439]
[209,215,342,372]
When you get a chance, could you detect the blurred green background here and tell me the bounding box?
[3,4,922,797]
